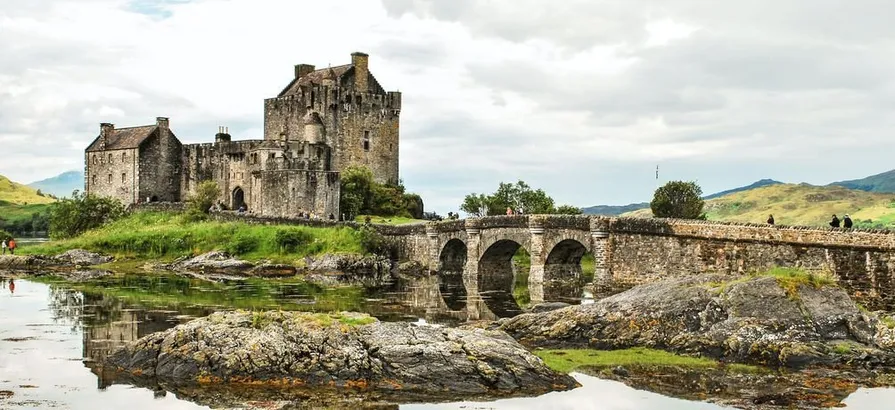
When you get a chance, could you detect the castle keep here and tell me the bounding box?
[85,52,401,218]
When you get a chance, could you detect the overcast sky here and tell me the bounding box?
[2,0,894,213]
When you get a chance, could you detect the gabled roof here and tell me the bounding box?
[86,126,157,152]
[278,64,353,97]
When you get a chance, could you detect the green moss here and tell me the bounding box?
[830,342,857,355]
[21,211,366,263]
[535,348,763,374]
[703,267,836,301]
[881,316,895,329]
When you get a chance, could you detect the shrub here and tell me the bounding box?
[274,228,313,253]
[225,232,260,255]
[187,181,220,215]
[357,225,391,256]
[48,190,126,239]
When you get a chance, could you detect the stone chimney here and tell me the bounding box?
[295,64,315,79]
[156,117,170,152]
[99,123,114,150]
[351,52,369,92]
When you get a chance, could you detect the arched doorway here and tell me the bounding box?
[478,240,526,318]
[438,239,467,311]
[232,187,245,210]
[543,239,588,303]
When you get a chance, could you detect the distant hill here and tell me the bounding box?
[0,174,55,205]
[581,202,648,216]
[622,184,895,228]
[828,169,895,193]
[28,170,83,198]
[582,179,783,216]
[703,178,783,200]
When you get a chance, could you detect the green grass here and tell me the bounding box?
[354,214,426,225]
[22,211,365,264]
[535,348,761,374]
[622,183,895,228]
[0,175,56,205]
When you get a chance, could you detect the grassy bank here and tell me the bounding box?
[22,211,366,264]
[535,348,761,374]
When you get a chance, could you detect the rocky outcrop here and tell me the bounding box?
[171,251,254,274]
[52,249,113,266]
[302,254,393,286]
[0,254,53,269]
[105,311,577,401]
[500,274,895,368]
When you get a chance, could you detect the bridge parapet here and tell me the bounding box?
[610,217,895,250]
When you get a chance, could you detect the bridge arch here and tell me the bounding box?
[438,238,467,311]
[477,239,528,318]
[543,239,588,303]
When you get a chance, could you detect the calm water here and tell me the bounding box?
[1,275,893,409]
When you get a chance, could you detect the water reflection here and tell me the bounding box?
[1,275,894,409]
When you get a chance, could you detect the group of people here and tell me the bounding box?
[1,238,16,255]
[766,214,854,229]
[505,207,525,216]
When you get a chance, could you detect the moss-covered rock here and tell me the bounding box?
[500,273,895,368]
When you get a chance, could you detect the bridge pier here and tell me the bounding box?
[591,217,612,297]
[463,220,484,320]
[528,217,547,305]
[425,223,440,272]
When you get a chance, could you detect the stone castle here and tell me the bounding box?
[84,52,401,218]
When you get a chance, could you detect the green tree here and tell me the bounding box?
[460,193,490,217]
[460,180,559,216]
[340,166,424,220]
[48,190,126,239]
[650,180,706,219]
[555,205,583,215]
[188,181,220,214]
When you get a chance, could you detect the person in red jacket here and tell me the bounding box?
[7,238,16,255]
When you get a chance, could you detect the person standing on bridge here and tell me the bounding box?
[843,214,853,229]
[830,214,841,229]
[767,214,775,225]
[506,207,514,216]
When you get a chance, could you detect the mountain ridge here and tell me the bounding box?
[28,170,83,198]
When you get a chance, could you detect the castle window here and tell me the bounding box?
[108,154,113,164]
[107,174,112,184]
[122,152,127,161]
[269,153,275,159]
[363,131,370,151]
[92,155,97,165]
[121,173,126,183]
[92,175,96,185]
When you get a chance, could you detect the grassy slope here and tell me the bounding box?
[623,184,895,227]
[0,175,56,205]
[23,211,365,264]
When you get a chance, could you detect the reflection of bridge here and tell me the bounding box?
[385,214,895,313]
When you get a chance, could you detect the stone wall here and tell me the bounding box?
[256,170,340,218]
[137,128,182,202]
[606,218,895,310]
[85,148,138,205]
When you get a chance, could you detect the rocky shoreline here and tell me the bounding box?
[499,273,895,369]
[0,249,402,286]
[104,310,578,401]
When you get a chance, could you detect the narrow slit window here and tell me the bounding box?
[121,173,126,183]
[363,131,370,151]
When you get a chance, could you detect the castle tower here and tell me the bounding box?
[262,52,400,185]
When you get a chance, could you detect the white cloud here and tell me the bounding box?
[2,0,895,215]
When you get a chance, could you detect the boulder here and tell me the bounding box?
[106,311,577,400]
[500,274,895,368]
[302,254,393,286]
[0,254,52,269]
[173,251,254,273]
[52,249,114,266]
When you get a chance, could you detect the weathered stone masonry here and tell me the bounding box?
[385,216,895,312]
[86,52,401,219]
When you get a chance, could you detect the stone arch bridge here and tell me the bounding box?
[382,214,895,317]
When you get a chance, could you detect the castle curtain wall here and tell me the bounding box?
[257,170,339,218]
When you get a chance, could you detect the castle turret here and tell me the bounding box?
[351,52,369,92]
[303,110,325,144]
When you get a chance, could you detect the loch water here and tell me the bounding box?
[1,274,893,410]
